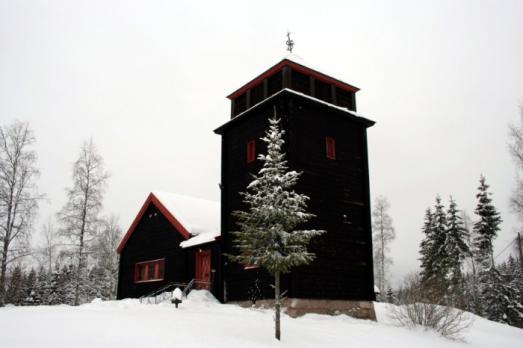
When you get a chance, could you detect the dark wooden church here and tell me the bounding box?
[117,53,376,317]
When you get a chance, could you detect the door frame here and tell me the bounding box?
[195,249,212,289]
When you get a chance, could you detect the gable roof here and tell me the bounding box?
[116,192,220,254]
[226,53,360,100]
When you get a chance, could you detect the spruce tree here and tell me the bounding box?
[419,208,434,279]
[444,197,470,302]
[481,267,523,326]
[471,176,523,323]
[5,265,24,305]
[229,116,325,341]
[420,197,448,286]
[386,286,396,304]
[472,176,501,270]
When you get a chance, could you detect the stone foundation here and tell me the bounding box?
[229,298,376,320]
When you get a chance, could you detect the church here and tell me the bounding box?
[116,50,376,318]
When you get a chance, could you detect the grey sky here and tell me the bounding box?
[1,0,522,285]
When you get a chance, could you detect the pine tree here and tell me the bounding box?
[22,268,36,305]
[461,210,483,314]
[91,215,122,299]
[27,266,49,305]
[420,197,449,286]
[481,266,523,326]
[471,176,523,323]
[419,208,434,279]
[473,176,502,271]
[386,286,396,304]
[228,116,325,341]
[5,265,24,305]
[444,197,470,303]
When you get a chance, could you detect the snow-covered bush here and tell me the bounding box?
[392,274,472,340]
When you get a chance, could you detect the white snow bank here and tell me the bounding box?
[1,295,522,348]
[152,191,220,248]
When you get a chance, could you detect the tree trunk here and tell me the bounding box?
[0,196,13,307]
[0,240,9,306]
[380,221,385,294]
[274,272,281,341]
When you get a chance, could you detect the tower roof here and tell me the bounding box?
[226,54,360,100]
[215,88,374,135]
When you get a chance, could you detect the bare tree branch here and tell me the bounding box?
[0,121,42,306]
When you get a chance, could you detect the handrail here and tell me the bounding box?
[182,279,196,298]
[139,281,187,304]
[139,278,212,304]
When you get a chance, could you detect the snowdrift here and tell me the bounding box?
[0,291,521,348]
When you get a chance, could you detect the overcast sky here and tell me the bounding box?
[1,0,522,285]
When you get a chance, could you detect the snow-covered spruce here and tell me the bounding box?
[228,116,324,340]
[444,197,470,301]
[420,196,449,288]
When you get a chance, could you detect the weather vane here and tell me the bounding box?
[286,32,294,53]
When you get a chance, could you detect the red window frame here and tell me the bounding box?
[247,140,256,163]
[326,137,336,160]
[134,258,165,283]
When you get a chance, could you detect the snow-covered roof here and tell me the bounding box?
[152,192,220,249]
[152,192,219,237]
[116,192,220,253]
[215,88,374,134]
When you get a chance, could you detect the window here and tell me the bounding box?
[134,258,165,283]
[247,140,256,163]
[326,137,336,160]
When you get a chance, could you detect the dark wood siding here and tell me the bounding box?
[267,72,283,97]
[286,96,374,300]
[336,88,356,111]
[220,101,282,301]
[234,93,247,116]
[117,204,221,299]
[250,83,264,106]
[218,91,374,302]
[291,69,310,95]
[314,79,332,103]
[117,205,189,299]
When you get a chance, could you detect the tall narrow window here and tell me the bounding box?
[247,140,256,163]
[326,137,336,160]
[134,258,165,283]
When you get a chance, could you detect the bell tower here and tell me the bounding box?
[215,52,376,310]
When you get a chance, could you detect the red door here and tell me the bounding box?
[195,250,211,290]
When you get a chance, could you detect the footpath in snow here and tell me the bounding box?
[0,290,522,348]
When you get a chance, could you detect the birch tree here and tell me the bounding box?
[57,139,108,305]
[38,218,59,273]
[508,105,523,218]
[0,121,41,306]
[228,116,324,341]
[372,195,395,297]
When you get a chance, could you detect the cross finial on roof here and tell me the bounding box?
[286,32,294,53]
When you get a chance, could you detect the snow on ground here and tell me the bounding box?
[1,291,522,348]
